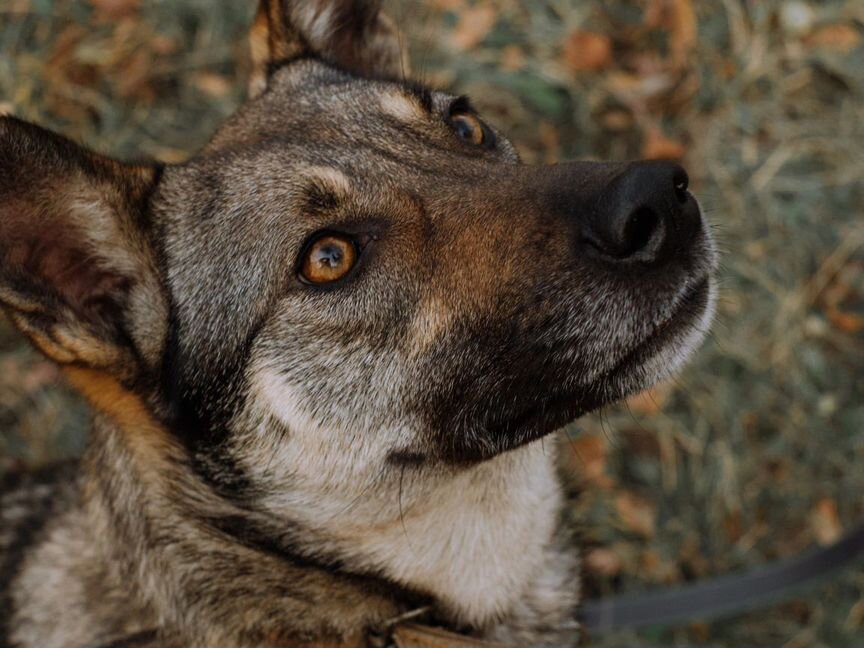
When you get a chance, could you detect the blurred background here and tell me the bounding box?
[0,0,862,645]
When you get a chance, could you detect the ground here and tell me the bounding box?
[1,1,863,646]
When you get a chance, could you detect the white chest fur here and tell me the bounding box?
[346,444,563,624]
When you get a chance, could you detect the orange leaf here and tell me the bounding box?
[669,0,697,66]
[811,497,843,546]
[431,0,466,10]
[615,492,657,538]
[451,6,496,51]
[826,309,864,334]
[501,45,524,71]
[565,432,612,489]
[194,73,234,98]
[806,24,861,53]
[563,31,613,73]
[642,127,685,161]
[90,0,140,21]
[626,380,674,415]
[585,548,622,577]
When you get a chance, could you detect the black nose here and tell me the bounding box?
[583,161,694,264]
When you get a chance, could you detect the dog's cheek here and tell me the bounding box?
[232,356,421,518]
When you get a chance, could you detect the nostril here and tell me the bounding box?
[620,206,659,258]
[673,168,689,204]
[582,160,693,264]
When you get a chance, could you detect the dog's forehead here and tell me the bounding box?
[205,60,432,152]
[203,59,518,176]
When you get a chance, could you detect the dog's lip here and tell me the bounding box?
[615,275,711,367]
[494,275,712,443]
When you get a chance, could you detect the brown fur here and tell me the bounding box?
[0,2,717,646]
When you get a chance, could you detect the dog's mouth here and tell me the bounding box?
[488,276,713,450]
[613,275,712,371]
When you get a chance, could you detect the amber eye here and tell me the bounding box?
[299,234,358,285]
[450,113,486,147]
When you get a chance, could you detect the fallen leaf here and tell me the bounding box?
[642,126,686,160]
[564,432,612,489]
[822,261,864,333]
[626,380,674,415]
[668,0,697,67]
[90,0,140,21]
[585,547,622,577]
[811,497,842,546]
[826,309,864,334]
[430,0,466,10]
[607,71,674,103]
[500,45,524,71]
[194,73,234,98]
[616,491,657,538]
[600,109,634,131]
[563,31,613,73]
[151,35,178,56]
[638,548,678,582]
[451,6,496,51]
[806,24,861,53]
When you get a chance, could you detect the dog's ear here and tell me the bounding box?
[249,0,407,97]
[0,117,167,380]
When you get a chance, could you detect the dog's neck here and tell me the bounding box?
[254,441,565,627]
[71,368,571,643]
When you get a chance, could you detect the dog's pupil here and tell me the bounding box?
[316,244,342,268]
[454,118,475,141]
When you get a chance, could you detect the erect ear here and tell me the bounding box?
[249,0,407,97]
[0,117,167,380]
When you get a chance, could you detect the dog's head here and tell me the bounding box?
[0,0,715,494]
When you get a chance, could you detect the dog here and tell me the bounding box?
[0,1,717,646]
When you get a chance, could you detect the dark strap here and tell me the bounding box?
[581,521,864,636]
[92,630,159,648]
[392,624,507,648]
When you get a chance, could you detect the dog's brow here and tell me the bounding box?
[300,166,351,212]
[400,82,434,114]
[304,166,351,193]
[380,89,430,123]
[449,95,475,115]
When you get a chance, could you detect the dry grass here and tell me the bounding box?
[1,1,863,645]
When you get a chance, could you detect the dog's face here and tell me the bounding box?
[0,0,715,506]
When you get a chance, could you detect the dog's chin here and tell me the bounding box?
[478,276,717,461]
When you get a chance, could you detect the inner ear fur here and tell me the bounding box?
[249,0,407,97]
[0,116,167,377]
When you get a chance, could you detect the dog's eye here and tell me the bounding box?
[450,113,486,147]
[299,234,358,285]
